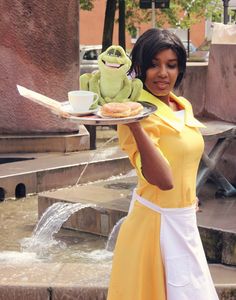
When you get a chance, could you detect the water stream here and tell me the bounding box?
[76,134,118,185]
[0,132,130,264]
[106,216,126,251]
[21,202,97,255]
[0,190,115,264]
[22,134,120,254]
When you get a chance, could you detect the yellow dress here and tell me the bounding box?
[107,90,206,300]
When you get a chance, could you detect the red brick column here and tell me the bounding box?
[0,0,80,133]
[205,44,236,184]
[205,44,236,123]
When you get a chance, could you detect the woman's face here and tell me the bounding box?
[145,48,179,103]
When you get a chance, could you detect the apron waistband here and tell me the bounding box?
[129,189,195,215]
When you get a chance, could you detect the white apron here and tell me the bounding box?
[129,190,219,300]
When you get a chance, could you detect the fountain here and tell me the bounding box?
[0,118,235,298]
[0,184,110,299]
[106,217,126,252]
[0,129,133,299]
[0,3,236,296]
[0,169,236,299]
[21,202,97,253]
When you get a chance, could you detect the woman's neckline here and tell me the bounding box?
[168,98,183,111]
[143,86,184,112]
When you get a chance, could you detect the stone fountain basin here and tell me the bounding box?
[0,261,235,300]
[38,176,236,266]
[0,192,111,299]
[0,177,236,299]
[38,176,136,237]
[0,262,110,299]
[0,138,236,299]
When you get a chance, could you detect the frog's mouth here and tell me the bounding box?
[103,61,124,69]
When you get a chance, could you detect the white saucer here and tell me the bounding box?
[61,102,98,116]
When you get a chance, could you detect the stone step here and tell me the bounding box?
[0,128,90,153]
[0,261,235,299]
[211,264,236,299]
[38,175,236,267]
[0,145,131,200]
[197,183,236,267]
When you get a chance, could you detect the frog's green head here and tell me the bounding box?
[98,45,131,76]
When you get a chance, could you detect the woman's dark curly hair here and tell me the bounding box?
[128,28,187,88]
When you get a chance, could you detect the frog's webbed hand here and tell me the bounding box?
[104,97,113,103]
[79,73,93,91]
[88,72,106,106]
[113,77,132,102]
[129,78,143,101]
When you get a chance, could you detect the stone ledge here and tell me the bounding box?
[0,146,131,199]
[38,177,236,266]
[0,263,234,300]
[0,126,89,153]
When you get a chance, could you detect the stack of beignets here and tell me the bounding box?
[100,101,143,118]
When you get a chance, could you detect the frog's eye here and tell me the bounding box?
[107,49,114,56]
[115,50,122,57]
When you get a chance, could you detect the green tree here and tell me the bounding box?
[102,0,126,51]
[124,0,222,35]
[79,0,95,10]
[119,0,126,50]
[79,0,117,51]
[124,0,223,55]
[164,0,222,29]
[102,0,117,51]
[79,0,223,50]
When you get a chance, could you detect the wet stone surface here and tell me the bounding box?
[103,182,136,190]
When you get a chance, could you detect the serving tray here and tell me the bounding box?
[17,85,157,126]
[62,101,157,125]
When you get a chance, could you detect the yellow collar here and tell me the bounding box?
[139,90,206,132]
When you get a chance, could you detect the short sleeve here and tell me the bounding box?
[117,117,169,181]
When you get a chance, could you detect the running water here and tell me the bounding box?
[21,133,119,257]
[106,216,126,252]
[21,202,97,255]
[76,134,118,185]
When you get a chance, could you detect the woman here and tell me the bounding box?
[107,29,219,300]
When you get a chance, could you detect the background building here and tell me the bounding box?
[80,1,206,50]
[80,0,236,50]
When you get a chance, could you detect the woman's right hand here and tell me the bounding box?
[125,121,142,132]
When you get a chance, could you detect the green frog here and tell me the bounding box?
[80,45,143,108]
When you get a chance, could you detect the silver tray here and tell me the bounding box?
[16,85,157,126]
[62,101,157,126]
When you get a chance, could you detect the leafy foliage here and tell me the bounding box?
[79,0,223,30]
[79,0,224,49]
[124,0,223,33]
[79,0,95,11]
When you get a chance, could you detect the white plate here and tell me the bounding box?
[61,102,99,116]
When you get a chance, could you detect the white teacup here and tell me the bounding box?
[68,90,99,112]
